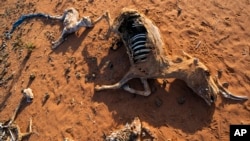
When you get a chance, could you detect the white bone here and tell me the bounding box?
[130,33,146,42]
[131,40,146,49]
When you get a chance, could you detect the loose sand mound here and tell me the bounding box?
[0,0,249,140]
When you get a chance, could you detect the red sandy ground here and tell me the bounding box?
[0,0,249,140]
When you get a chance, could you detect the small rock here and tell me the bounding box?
[201,21,210,27]
[222,82,229,88]
[65,128,73,134]
[65,67,70,75]
[145,9,149,14]
[29,74,36,80]
[42,93,50,106]
[48,56,53,62]
[177,8,182,17]
[55,94,62,105]
[71,98,75,105]
[66,75,70,82]
[75,72,81,80]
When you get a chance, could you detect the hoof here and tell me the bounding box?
[51,44,58,49]
[51,46,57,50]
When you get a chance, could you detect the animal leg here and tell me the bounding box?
[141,127,157,141]
[102,12,113,40]
[18,118,33,140]
[8,129,16,141]
[123,78,151,96]
[8,97,23,126]
[51,29,69,49]
[95,70,135,91]
[92,12,109,25]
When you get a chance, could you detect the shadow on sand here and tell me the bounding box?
[82,41,215,134]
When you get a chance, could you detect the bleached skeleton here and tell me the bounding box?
[104,117,155,141]
[6,7,107,49]
[0,91,34,141]
[95,8,248,106]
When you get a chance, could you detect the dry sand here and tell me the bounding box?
[0,0,249,140]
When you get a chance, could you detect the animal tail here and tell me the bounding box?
[6,13,63,38]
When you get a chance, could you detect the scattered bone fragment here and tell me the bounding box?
[0,91,34,140]
[104,117,156,141]
[22,88,34,102]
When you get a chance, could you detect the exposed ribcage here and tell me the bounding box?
[129,32,150,63]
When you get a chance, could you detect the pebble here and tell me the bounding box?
[75,72,81,80]
[29,74,36,80]
[42,93,50,106]
[222,82,229,88]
